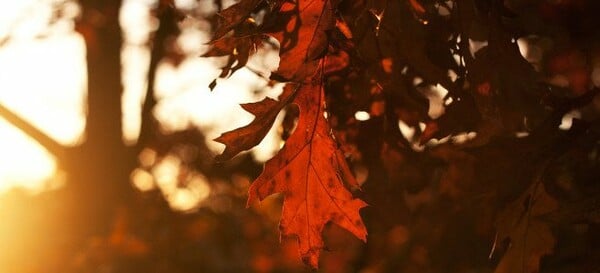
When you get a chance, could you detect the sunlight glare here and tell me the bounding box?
[153,55,284,162]
[354,111,370,121]
[0,0,48,41]
[0,8,86,193]
[0,34,86,145]
[468,39,488,57]
[146,155,212,211]
[131,168,155,192]
[152,155,180,188]
[559,110,581,130]
[428,84,448,119]
[0,0,282,196]
[398,120,416,141]
[0,119,56,193]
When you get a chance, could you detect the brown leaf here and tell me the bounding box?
[429,144,476,199]
[267,0,336,81]
[203,36,242,57]
[212,0,264,40]
[323,50,350,75]
[248,80,367,268]
[493,183,558,273]
[214,84,296,161]
[203,34,264,87]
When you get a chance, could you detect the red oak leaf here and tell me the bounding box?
[214,84,296,161]
[493,183,558,273]
[203,34,265,89]
[210,0,365,267]
[212,0,264,40]
[266,0,335,81]
[248,80,367,268]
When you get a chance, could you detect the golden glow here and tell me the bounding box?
[152,47,284,162]
[130,168,155,192]
[0,119,56,193]
[0,0,86,193]
[145,154,212,211]
[0,34,87,144]
[138,148,158,168]
[0,0,283,203]
[120,0,154,144]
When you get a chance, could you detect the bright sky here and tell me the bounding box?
[0,0,85,193]
[0,0,283,209]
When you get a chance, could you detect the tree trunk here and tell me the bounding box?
[70,0,135,236]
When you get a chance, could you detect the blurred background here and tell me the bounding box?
[0,0,306,272]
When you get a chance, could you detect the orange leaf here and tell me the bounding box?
[335,18,353,39]
[268,0,336,81]
[214,85,296,161]
[408,0,426,14]
[204,34,265,88]
[323,50,350,75]
[248,80,367,268]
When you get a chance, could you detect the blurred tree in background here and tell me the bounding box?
[0,0,599,272]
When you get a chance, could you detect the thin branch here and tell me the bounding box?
[0,102,66,158]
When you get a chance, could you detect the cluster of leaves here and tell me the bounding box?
[207,0,369,267]
[204,0,600,270]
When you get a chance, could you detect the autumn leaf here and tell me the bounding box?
[206,0,268,88]
[214,84,296,161]
[203,34,264,89]
[212,0,264,40]
[203,36,257,58]
[323,50,350,75]
[209,0,336,82]
[210,0,365,267]
[266,0,336,81]
[493,183,558,273]
[247,80,367,268]
[408,0,426,15]
[207,0,339,84]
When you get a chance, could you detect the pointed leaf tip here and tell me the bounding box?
[213,87,297,161]
[247,82,367,268]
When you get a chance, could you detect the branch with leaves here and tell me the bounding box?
[206,0,600,270]
[208,0,368,267]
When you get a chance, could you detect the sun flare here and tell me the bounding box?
[0,0,86,193]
